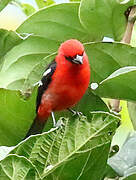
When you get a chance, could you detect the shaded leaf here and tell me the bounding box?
[79,0,134,41]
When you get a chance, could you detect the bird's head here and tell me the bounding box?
[58,39,84,65]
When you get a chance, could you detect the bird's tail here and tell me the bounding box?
[24,116,48,139]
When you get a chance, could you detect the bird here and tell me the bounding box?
[25,39,90,138]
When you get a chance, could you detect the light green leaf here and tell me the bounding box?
[17,3,91,42]
[0,0,11,12]
[35,0,55,8]
[10,112,119,179]
[20,3,36,16]
[0,155,37,179]
[79,0,134,41]
[94,66,136,101]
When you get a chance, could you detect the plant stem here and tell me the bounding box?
[110,6,136,113]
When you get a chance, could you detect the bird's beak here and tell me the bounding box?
[73,55,83,64]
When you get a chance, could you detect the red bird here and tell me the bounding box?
[25,39,90,138]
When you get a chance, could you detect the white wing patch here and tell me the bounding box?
[43,68,52,77]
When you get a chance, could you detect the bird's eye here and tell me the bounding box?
[65,56,73,61]
[65,52,84,62]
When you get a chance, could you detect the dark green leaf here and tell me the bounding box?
[79,0,134,41]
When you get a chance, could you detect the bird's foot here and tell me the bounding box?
[55,119,65,128]
[68,108,83,116]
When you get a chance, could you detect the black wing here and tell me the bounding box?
[36,60,57,112]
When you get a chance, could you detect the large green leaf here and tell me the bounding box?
[0,112,119,179]
[17,3,91,43]
[94,66,136,101]
[0,0,11,12]
[79,0,134,41]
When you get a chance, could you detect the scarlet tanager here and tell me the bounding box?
[25,39,90,138]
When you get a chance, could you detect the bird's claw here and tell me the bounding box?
[55,119,64,128]
[72,111,83,117]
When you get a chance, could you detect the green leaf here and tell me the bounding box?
[0,155,37,179]
[17,3,91,43]
[128,102,136,130]
[35,0,55,8]
[0,35,59,91]
[79,0,134,41]
[108,132,136,177]
[20,3,36,16]
[94,66,136,101]
[0,0,11,12]
[84,42,136,83]
[9,112,119,179]
[0,88,36,146]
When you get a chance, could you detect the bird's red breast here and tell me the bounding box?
[37,39,90,121]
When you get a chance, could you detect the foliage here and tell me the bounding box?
[0,0,136,179]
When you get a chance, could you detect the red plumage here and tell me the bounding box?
[25,39,90,138]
